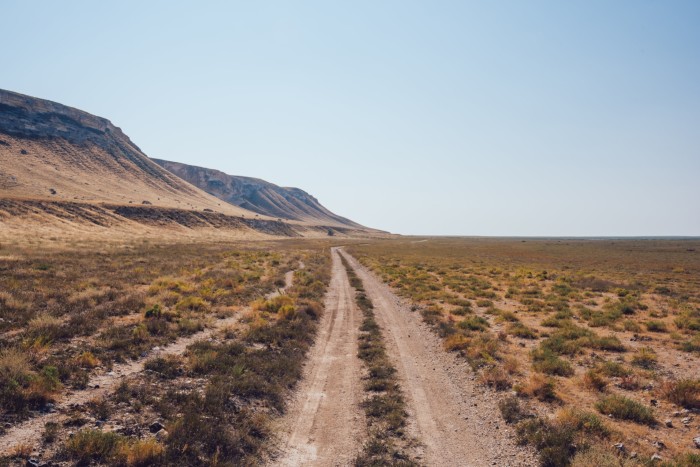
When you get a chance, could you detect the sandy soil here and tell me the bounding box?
[342,250,536,467]
[269,247,365,466]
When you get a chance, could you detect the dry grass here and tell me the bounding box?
[0,238,335,465]
[349,237,700,465]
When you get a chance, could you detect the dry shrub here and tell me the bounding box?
[74,351,100,368]
[618,374,641,391]
[582,369,607,392]
[518,373,558,402]
[0,347,31,380]
[118,438,164,466]
[556,407,610,439]
[660,379,700,409]
[570,444,636,467]
[503,356,520,375]
[27,313,62,339]
[10,442,32,458]
[479,365,511,390]
[444,333,470,352]
[631,347,657,369]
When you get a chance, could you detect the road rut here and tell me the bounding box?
[342,250,534,466]
[270,247,365,466]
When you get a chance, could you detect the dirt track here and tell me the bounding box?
[270,247,365,466]
[272,249,534,466]
[343,251,534,466]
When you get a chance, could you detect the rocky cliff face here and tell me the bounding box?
[0,89,255,215]
[153,159,363,228]
[0,89,179,187]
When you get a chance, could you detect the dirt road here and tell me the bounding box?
[270,247,365,466]
[342,250,534,467]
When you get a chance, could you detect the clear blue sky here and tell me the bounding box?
[2,1,699,236]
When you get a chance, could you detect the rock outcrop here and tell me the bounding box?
[153,159,363,228]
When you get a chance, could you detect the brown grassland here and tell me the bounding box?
[0,239,333,466]
[348,237,700,467]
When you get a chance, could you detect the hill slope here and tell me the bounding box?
[0,89,254,216]
[153,159,363,228]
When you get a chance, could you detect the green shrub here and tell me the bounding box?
[458,315,489,331]
[645,320,668,332]
[595,395,655,425]
[507,321,537,339]
[631,347,657,369]
[531,348,574,376]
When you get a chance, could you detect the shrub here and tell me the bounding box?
[27,313,63,340]
[74,351,100,368]
[118,438,164,466]
[631,347,657,369]
[660,379,700,409]
[582,369,607,392]
[66,429,125,464]
[507,322,537,339]
[479,365,511,390]
[518,373,558,402]
[645,320,668,332]
[516,418,575,467]
[596,361,629,377]
[144,355,183,379]
[595,395,655,425]
[556,408,610,439]
[531,348,574,377]
[499,396,528,424]
[458,315,489,331]
[570,444,635,467]
[175,296,210,312]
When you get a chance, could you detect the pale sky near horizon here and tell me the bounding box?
[1,1,699,236]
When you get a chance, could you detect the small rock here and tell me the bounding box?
[630,452,638,459]
[651,453,662,462]
[93,384,100,389]
[651,399,658,406]
[149,421,165,433]
[155,430,169,441]
[26,459,39,467]
[683,417,692,425]
[653,440,666,450]
[694,436,700,449]
[665,419,673,427]
[613,443,625,453]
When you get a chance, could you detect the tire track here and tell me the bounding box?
[342,250,534,467]
[270,247,365,466]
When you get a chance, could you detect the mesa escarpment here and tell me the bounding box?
[153,159,364,229]
[0,89,377,240]
[0,89,249,213]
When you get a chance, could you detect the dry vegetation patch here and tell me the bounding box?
[349,238,700,466]
[0,240,332,465]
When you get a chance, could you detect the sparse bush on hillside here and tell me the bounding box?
[595,394,656,425]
